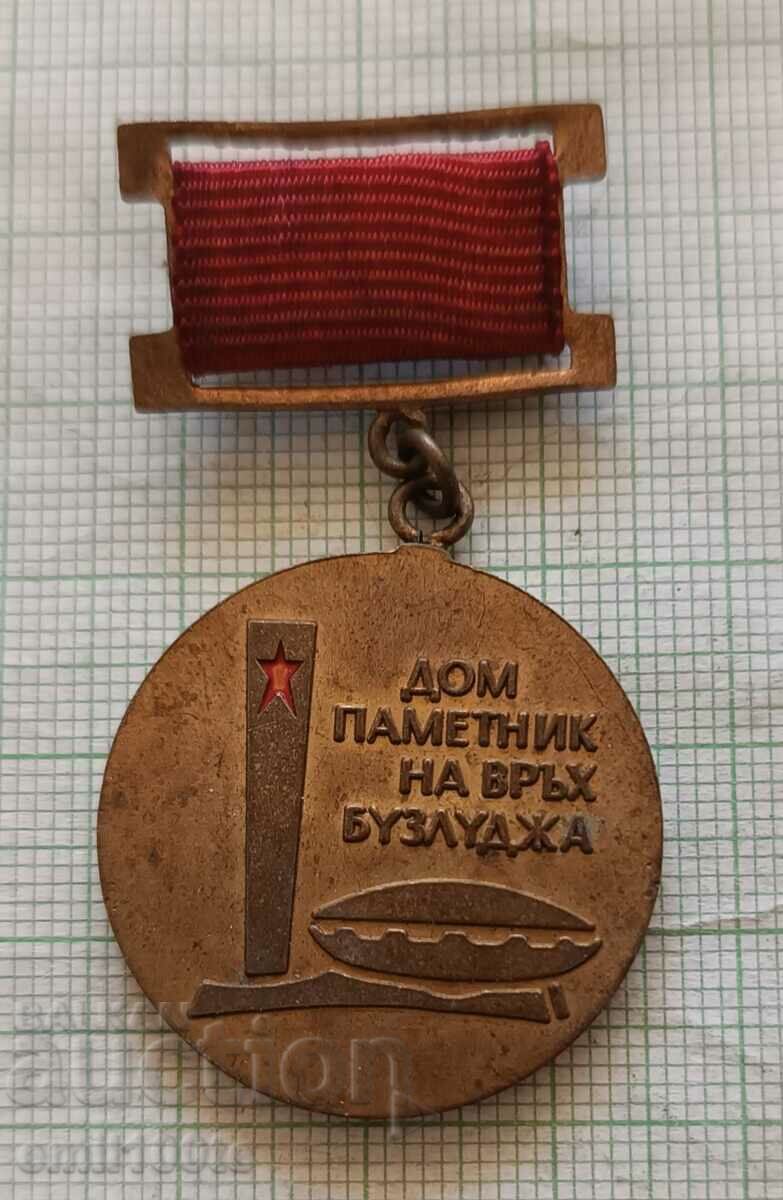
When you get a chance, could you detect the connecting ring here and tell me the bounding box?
[367,409,428,479]
[368,408,475,549]
[395,425,461,518]
[388,478,474,548]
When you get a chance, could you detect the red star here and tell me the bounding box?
[256,643,302,716]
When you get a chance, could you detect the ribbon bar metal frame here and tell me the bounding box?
[118,105,615,412]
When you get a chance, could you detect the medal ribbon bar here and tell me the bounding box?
[118,104,615,412]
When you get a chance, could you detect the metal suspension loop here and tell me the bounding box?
[368,410,475,549]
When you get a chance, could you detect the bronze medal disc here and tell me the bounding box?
[98,546,662,1118]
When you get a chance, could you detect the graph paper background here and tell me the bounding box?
[1,1,782,1196]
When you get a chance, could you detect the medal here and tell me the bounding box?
[101,106,661,1118]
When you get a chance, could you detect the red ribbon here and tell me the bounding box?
[170,142,564,375]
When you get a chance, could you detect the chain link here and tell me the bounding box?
[368,411,474,548]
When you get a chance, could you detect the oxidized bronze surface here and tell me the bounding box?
[98,546,661,1118]
[117,104,616,412]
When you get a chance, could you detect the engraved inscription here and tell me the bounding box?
[332,657,603,870]
[333,704,598,753]
[340,806,595,855]
[400,658,519,703]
